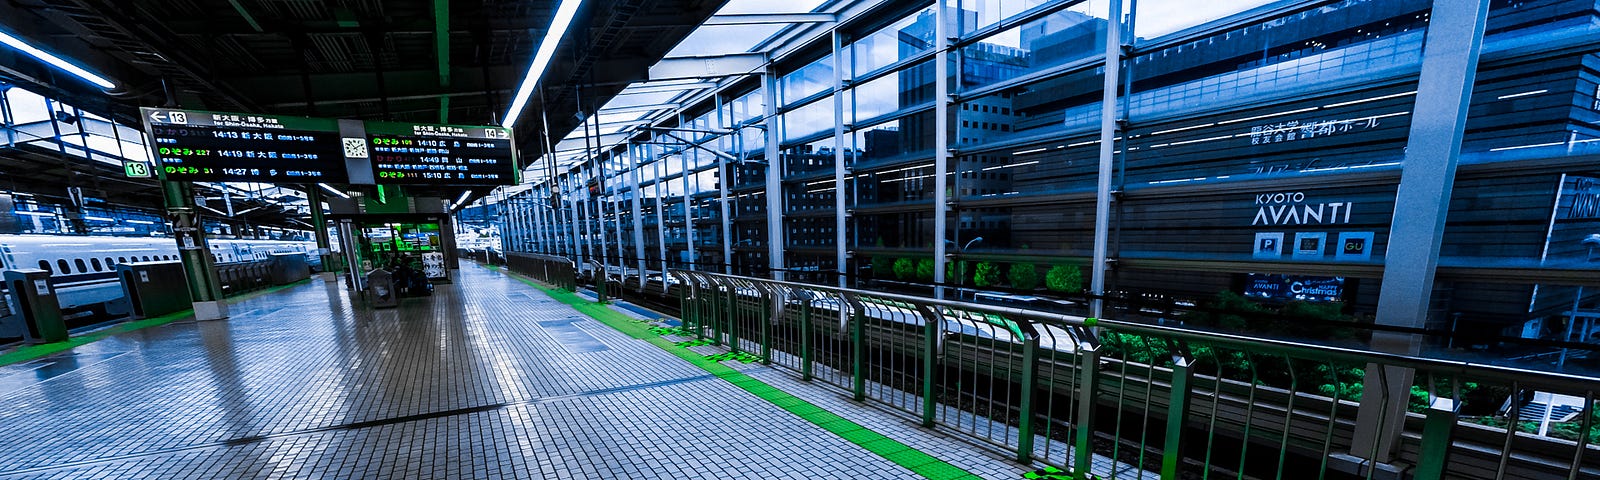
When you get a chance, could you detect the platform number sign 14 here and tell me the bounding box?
[124,160,152,178]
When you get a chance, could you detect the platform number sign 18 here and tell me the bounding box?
[123,160,152,178]
[343,137,369,159]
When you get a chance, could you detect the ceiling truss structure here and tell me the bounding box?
[0,0,723,227]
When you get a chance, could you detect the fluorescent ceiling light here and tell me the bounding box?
[455,190,473,207]
[501,0,586,129]
[0,29,115,89]
[318,183,351,199]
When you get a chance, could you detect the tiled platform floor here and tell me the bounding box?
[0,265,1030,479]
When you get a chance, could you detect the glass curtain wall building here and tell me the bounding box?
[496,0,1600,364]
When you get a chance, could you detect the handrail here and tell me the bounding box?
[667,268,1600,479]
[676,269,1596,392]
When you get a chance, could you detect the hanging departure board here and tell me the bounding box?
[365,121,518,186]
[139,107,349,183]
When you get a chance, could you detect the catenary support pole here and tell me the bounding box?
[1090,0,1125,320]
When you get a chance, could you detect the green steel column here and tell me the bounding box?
[1016,333,1040,463]
[308,189,336,277]
[800,300,814,381]
[162,180,227,320]
[922,307,938,427]
[1074,343,1101,480]
[1413,397,1459,480]
[1162,353,1196,479]
[683,278,698,336]
[710,283,723,344]
[726,284,739,354]
[760,292,772,365]
[852,307,866,402]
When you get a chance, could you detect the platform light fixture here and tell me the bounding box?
[452,190,473,210]
[0,29,115,89]
[500,0,586,129]
[318,183,350,199]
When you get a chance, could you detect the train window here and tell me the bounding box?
[38,260,51,273]
[57,259,70,274]
[90,258,103,272]
[118,257,127,264]
[104,257,114,268]
[141,256,151,262]
[74,259,87,273]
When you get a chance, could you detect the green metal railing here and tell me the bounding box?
[504,252,577,291]
[669,270,1600,480]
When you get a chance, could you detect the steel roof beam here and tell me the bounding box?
[701,13,835,26]
[648,53,766,82]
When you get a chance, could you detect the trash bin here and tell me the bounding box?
[366,269,399,308]
[3,269,67,343]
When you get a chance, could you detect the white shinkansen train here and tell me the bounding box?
[0,234,319,315]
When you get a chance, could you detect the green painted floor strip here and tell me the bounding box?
[0,278,312,367]
[495,267,985,480]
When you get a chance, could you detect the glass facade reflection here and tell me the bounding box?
[496,0,1600,367]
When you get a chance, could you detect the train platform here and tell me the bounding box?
[0,264,1038,480]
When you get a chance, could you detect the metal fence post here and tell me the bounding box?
[676,273,692,332]
[1413,397,1459,480]
[1162,344,1195,480]
[921,305,940,428]
[800,296,814,381]
[726,280,739,354]
[848,296,866,402]
[695,276,709,340]
[760,286,773,365]
[682,273,699,335]
[1074,342,1101,480]
[1016,326,1040,463]
[712,279,726,346]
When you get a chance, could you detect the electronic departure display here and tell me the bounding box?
[365,121,517,186]
[140,107,348,183]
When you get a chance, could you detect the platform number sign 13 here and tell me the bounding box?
[124,160,152,178]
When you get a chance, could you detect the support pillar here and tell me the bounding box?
[931,0,955,299]
[681,114,698,271]
[309,189,336,280]
[833,30,850,289]
[716,94,735,275]
[162,181,227,320]
[651,140,668,277]
[630,143,648,291]
[1090,0,1125,319]
[763,67,785,281]
[1350,0,1489,467]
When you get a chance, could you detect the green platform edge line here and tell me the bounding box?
[0,279,313,367]
[491,266,985,480]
